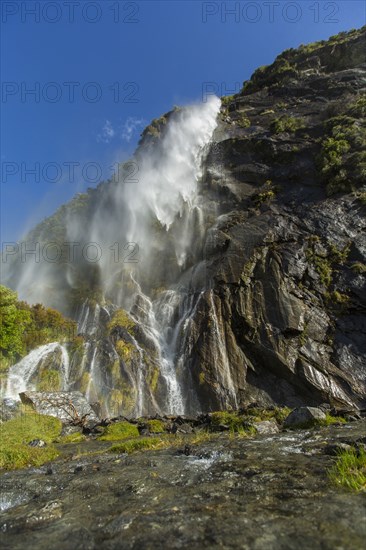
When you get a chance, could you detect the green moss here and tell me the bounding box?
[37,369,62,392]
[306,244,333,287]
[329,243,350,265]
[314,257,332,287]
[109,437,166,454]
[70,335,85,354]
[108,309,135,333]
[115,340,135,361]
[349,95,366,118]
[326,290,350,305]
[328,446,366,492]
[288,413,345,430]
[322,413,346,426]
[270,116,305,134]
[210,411,253,433]
[252,190,276,206]
[79,372,91,393]
[0,412,62,470]
[98,421,139,441]
[147,363,160,393]
[237,115,251,128]
[145,419,166,433]
[351,262,366,274]
[57,432,86,444]
[246,406,291,424]
[221,94,235,105]
[198,371,205,385]
[355,191,366,205]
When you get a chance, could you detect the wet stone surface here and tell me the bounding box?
[1,420,365,549]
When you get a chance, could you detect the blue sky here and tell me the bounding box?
[1,0,365,243]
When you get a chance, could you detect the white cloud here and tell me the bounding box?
[97,120,115,143]
[121,117,145,142]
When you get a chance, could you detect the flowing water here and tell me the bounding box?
[3,343,70,400]
[3,97,225,415]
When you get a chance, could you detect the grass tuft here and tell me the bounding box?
[328,446,366,492]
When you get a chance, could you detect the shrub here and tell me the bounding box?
[270,116,305,134]
[318,115,366,195]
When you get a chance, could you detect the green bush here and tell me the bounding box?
[0,285,76,366]
[270,116,305,134]
[318,115,366,195]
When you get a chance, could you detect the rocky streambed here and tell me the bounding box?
[1,419,365,550]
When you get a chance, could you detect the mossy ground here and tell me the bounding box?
[0,411,62,470]
[98,421,139,441]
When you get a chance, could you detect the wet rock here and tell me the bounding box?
[283,407,326,428]
[19,391,100,425]
[253,420,279,435]
[323,442,352,456]
[174,422,194,434]
[28,439,46,447]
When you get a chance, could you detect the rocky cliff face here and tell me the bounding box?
[3,27,366,415]
[193,27,366,410]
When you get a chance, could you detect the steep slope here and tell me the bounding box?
[2,27,365,415]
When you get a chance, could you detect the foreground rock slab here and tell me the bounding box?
[19,391,100,425]
[0,420,365,549]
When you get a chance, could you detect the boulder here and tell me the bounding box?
[283,407,326,428]
[19,391,100,425]
[253,420,279,435]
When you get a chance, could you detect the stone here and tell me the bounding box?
[323,443,352,456]
[19,391,100,425]
[28,439,47,448]
[283,407,326,428]
[253,420,279,435]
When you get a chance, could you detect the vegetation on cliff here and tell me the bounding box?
[0,285,76,372]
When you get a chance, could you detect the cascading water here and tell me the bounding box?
[3,96,224,415]
[4,343,70,400]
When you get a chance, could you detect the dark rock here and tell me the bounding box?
[283,407,326,428]
[28,439,47,448]
[323,442,352,455]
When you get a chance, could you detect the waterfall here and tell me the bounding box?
[4,343,70,400]
[3,96,222,416]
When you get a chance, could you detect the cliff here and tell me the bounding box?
[3,27,366,414]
